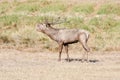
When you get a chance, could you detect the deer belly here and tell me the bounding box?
[61,35,78,43]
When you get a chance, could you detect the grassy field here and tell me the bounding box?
[0,1,120,80]
[0,0,120,51]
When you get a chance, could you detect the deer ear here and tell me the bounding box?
[46,23,51,27]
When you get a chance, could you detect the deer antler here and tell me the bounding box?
[50,17,67,25]
[44,17,49,24]
[43,17,68,26]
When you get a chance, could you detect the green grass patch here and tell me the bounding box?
[0,15,48,27]
[15,2,40,12]
[14,1,66,13]
[66,17,84,28]
[39,3,67,13]
[18,15,42,26]
[89,17,119,31]
[98,4,120,15]
[62,17,95,32]
[0,15,19,26]
[72,4,94,14]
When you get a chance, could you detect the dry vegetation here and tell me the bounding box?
[0,0,120,51]
[0,49,120,80]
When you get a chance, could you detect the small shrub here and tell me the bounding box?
[0,30,14,43]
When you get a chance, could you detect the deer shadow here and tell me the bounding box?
[65,58,99,63]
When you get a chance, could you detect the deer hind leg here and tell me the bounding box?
[64,44,70,62]
[81,41,90,62]
[58,43,63,61]
[79,34,90,62]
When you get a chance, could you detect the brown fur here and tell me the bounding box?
[36,23,90,62]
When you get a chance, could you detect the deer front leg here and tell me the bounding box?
[64,44,70,62]
[58,43,63,61]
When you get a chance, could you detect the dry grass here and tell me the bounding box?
[0,0,120,51]
[0,49,120,80]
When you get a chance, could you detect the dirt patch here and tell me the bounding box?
[0,49,120,80]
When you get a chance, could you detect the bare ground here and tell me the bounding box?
[0,49,120,80]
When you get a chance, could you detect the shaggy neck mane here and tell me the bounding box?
[42,25,59,40]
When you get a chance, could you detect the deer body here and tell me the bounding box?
[37,23,90,62]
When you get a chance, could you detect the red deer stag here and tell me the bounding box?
[36,18,90,62]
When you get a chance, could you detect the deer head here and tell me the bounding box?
[36,17,50,32]
[36,23,46,32]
